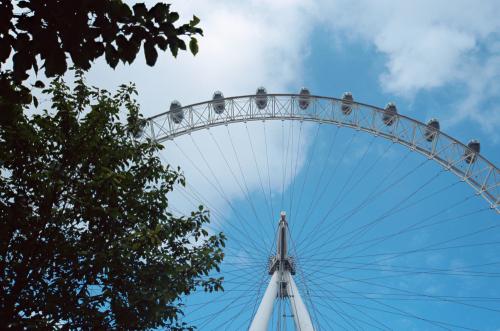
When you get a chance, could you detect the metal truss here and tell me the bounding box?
[249,212,314,331]
[144,94,500,213]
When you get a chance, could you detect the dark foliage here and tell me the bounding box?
[0,72,225,329]
[0,0,201,110]
[0,0,201,82]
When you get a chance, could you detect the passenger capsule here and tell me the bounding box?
[212,91,225,114]
[465,139,480,164]
[424,118,440,142]
[169,100,184,124]
[341,92,353,115]
[255,87,268,110]
[382,102,397,126]
[298,87,311,110]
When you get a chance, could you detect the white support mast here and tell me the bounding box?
[249,212,314,331]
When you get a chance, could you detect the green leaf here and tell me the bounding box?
[132,3,147,17]
[149,3,168,22]
[169,43,178,58]
[189,38,198,56]
[43,48,67,77]
[18,1,30,8]
[168,12,179,23]
[33,96,38,108]
[12,51,32,81]
[189,15,200,27]
[155,36,168,51]
[118,3,132,18]
[0,36,12,62]
[15,33,29,49]
[144,40,157,66]
[178,39,186,51]
[34,80,45,88]
[105,44,119,68]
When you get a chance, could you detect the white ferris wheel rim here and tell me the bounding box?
[143,93,499,213]
[144,93,500,330]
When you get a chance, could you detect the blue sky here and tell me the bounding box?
[81,1,500,329]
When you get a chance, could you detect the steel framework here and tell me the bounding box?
[143,93,499,213]
[249,212,314,331]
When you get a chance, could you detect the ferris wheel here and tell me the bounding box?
[143,88,500,330]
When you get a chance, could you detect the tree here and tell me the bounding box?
[0,0,202,108]
[0,71,226,329]
[0,2,219,328]
[1,0,201,81]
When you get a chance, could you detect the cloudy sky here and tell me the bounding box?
[84,0,500,211]
[84,1,500,329]
[87,0,500,150]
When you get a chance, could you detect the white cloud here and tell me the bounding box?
[320,0,500,93]
[17,0,500,139]
[318,0,500,135]
[87,0,317,112]
[85,0,318,218]
[451,55,500,140]
[83,0,500,218]
[162,121,311,220]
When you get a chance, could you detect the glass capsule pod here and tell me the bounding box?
[425,118,440,142]
[255,87,268,110]
[169,100,184,124]
[465,139,480,164]
[341,92,353,115]
[298,87,311,110]
[382,102,398,126]
[212,91,225,114]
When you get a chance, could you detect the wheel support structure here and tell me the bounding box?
[249,212,314,331]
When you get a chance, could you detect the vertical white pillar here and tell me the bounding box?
[287,271,315,331]
[249,213,314,331]
[249,271,279,331]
